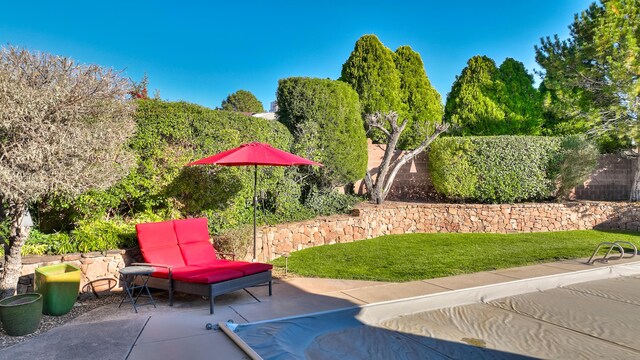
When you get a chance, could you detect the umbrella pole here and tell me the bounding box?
[253,164,257,262]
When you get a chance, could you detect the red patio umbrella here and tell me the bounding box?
[186,142,322,261]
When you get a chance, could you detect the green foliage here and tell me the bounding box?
[536,0,639,150]
[445,56,543,135]
[549,135,600,199]
[70,219,138,253]
[497,58,544,134]
[20,212,166,255]
[340,35,406,142]
[21,230,71,256]
[220,90,264,113]
[428,138,477,199]
[276,77,368,187]
[393,46,444,149]
[445,56,505,134]
[304,187,362,216]
[429,136,562,203]
[36,99,364,255]
[41,100,302,236]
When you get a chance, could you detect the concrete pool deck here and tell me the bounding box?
[2,256,639,360]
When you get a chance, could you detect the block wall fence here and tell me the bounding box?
[19,200,638,294]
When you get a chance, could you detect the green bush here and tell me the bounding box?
[22,230,71,256]
[429,136,562,203]
[549,135,599,199]
[304,187,362,216]
[428,138,477,199]
[70,219,137,253]
[276,77,368,188]
[38,100,307,235]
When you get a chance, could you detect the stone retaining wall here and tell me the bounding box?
[16,202,640,287]
[255,201,640,262]
[17,248,140,295]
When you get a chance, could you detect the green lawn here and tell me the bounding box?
[271,230,640,282]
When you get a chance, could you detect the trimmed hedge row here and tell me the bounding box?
[429,135,597,203]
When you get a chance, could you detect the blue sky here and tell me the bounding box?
[1,1,592,110]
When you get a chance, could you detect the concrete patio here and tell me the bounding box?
[1,256,639,360]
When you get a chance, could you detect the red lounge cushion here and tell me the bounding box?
[179,241,217,266]
[136,221,185,267]
[174,218,210,244]
[199,259,273,276]
[174,269,244,284]
[149,265,205,279]
[174,218,218,265]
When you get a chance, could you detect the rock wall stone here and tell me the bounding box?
[252,201,640,262]
[17,248,141,295]
[16,202,640,286]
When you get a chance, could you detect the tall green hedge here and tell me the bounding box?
[276,77,367,188]
[429,136,562,203]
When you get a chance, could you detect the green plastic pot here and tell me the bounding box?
[0,293,43,336]
[35,263,81,316]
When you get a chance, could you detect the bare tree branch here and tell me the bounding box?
[364,111,448,204]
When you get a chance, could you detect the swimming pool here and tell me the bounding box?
[222,262,640,359]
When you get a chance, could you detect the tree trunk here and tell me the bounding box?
[0,201,29,299]
[631,152,640,202]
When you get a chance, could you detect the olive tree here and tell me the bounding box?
[0,47,135,298]
[363,111,448,204]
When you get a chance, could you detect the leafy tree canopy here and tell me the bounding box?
[340,35,445,149]
[536,0,639,152]
[276,77,367,188]
[445,55,544,135]
[0,46,136,297]
[393,46,444,149]
[340,35,406,143]
[221,89,264,113]
[536,0,639,200]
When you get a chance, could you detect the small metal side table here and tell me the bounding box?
[118,265,157,313]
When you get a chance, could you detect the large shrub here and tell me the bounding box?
[429,136,595,203]
[445,56,543,136]
[39,100,307,236]
[276,77,368,188]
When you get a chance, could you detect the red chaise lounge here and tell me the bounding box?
[134,218,272,314]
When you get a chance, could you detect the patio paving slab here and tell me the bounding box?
[490,263,571,279]
[0,317,147,360]
[342,280,450,303]
[128,331,249,360]
[423,271,516,290]
[135,306,246,345]
[276,277,388,294]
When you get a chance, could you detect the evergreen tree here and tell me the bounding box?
[340,35,405,142]
[536,0,640,199]
[276,77,367,188]
[221,90,264,113]
[536,0,638,147]
[497,58,543,134]
[393,46,444,148]
[445,56,544,135]
[444,55,505,135]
